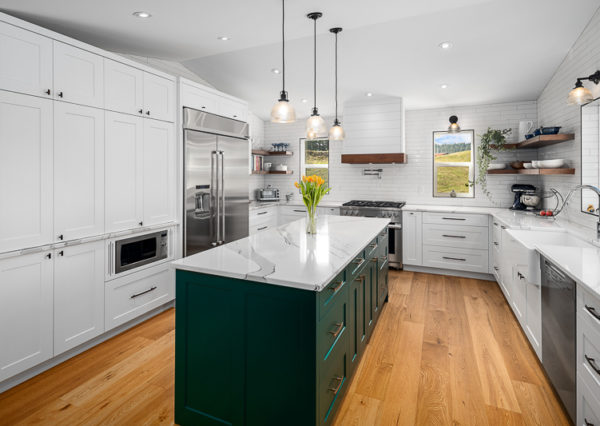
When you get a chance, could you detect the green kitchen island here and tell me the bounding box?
[171,215,390,426]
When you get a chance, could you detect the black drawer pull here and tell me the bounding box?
[584,419,595,426]
[138,109,143,114]
[443,256,466,262]
[585,355,600,376]
[293,209,306,213]
[58,91,64,98]
[257,211,268,215]
[257,226,268,231]
[493,242,499,246]
[329,280,344,292]
[442,234,466,239]
[58,250,64,257]
[45,89,51,95]
[131,286,157,299]
[442,217,466,221]
[328,322,344,338]
[585,305,600,321]
[501,225,507,230]
[328,376,343,395]
[494,266,499,271]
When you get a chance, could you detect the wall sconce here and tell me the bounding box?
[567,70,600,105]
[448,115,460,133]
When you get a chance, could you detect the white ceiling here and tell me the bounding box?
[2,0,599,119]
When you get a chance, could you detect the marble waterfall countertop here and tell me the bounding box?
[171,215,390,291]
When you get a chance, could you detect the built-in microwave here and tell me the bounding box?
[115,230,169,274]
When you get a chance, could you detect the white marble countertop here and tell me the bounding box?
[249,200,344,210]
[171,215,389,291]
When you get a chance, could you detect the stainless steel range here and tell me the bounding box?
[340,200,405,269]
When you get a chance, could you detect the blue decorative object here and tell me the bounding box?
[534,126,561,136]
[525,133,534,139]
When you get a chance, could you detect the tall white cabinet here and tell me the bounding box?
[104,59,144,116]
[402,211,422,266]
[0,91,53,253]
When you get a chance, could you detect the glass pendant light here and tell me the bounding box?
[567,80,593,106]
[306,12,327,139]
[448,115,460,133]
[270,0,295,123]
[329,27,345,141]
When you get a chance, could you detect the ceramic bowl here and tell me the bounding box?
[536,159,565,169]
[523,162,534,169]
[510,161,525,169]
[487,163,506,170]
[524,133,535,139]
[540,126,561,135]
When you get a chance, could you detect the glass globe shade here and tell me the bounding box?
[567,86,593,106]
[329,124,345,141]
[271,100,296,123]
[306,114,327,139]
[448,122,461,133]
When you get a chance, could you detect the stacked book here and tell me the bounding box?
[252,155,264,172]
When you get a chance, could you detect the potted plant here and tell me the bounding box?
[474,127,512,198]
[294,175,330,234]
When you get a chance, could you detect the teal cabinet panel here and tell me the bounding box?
[317,285,348,362]
[318,270,346,320]
[318,328,348,424]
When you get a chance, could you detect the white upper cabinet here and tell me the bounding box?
[54,241,104,355]
[53,41,104,108]
[105,111,144,232]
[104,59,144,116]
[219,97,248,122]
[180,79,248,122]
[54,102,105,241]
[0,22,53,98]
[143,119,175,225]
[0,91,53,253]
[143,72,175,122]
[0,251,53,381]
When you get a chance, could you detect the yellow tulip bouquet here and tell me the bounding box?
[294,175,330,234]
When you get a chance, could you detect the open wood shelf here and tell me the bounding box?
[252,150,293,156]
[487,168,575,175]
[251,170,293,175]
[491,134,574,150]
[341,153,407,164]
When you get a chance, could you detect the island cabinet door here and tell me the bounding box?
[377,249,389,308]
[175,271,317,426]
[347,274,364,377]
[365,260,377,341]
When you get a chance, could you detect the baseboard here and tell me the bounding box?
[403,265,496,281]
[0,300,175,394]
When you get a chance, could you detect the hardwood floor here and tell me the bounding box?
[0,271,569,425]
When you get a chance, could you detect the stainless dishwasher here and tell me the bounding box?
[541,257,576,423]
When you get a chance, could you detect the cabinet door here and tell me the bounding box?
[143,119,175,225]
[366,261,377,338]
[104,59,144,116]
[54,102,104,241]
[0,251,53,381]
[347,276,364,377]
[218,97,248,122]
[402,211,422,265]
[105,111,144,232]
[525,277,542,358]
[143,73,175,122]
[0,91,53,252]
[54,241,104,355]
[53,41,104,108]
[0,22,53,98]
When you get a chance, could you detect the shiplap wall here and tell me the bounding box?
[257,101,538,206]
[537,7,600,229]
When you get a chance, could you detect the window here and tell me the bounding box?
[433,130,474,198]
[300,138,329,188]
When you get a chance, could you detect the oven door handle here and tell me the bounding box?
[388,224,402,230]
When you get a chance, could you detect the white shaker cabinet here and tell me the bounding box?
[219,97,248,122]
[143,119,176,226]
[0,22,53,98]
[0,91,53,253]
[105,111,144,232]
[54,241,104,355]
[402,211,422,266]
[143,72,175,122]
[53,41,104,108]
[54,102,105,241]
[104,59,144,116]
[0,251,53,381]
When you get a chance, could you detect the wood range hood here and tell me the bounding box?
[341,95,406,164]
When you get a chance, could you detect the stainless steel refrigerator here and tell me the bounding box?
[183,108,249,256]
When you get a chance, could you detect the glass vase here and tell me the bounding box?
[306,208,317,234]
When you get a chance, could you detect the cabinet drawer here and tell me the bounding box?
[105,263,173,330]
[250,223,271,235]
[347,252,367,282]
[578,286,600,330]
[423,224,488,250]
[492,219,504,244]
[578,372,600,426]
[181,82,219,114]
[249,207,276,226]
[422,245,489,274]
[365,237,379,259]
[318,287,347,360]
[423,212,488,227]
[318,328,347,425]
[579,311,600,389]
[319,270,346,319]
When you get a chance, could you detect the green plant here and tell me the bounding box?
[473,127,512,198]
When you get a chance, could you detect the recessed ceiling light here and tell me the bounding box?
[217,36,230,41]
[365,92,373,97]
[132,11,152,18]
[441,84,448,89]
[271,68,281,74]
[439,41,453,49]
[301,98,308,103]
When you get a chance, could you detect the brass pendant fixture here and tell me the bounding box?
[329,27,345,141]
[306,12,327,139]
[270,0,296,123]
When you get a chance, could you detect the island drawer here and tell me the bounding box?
[423,212,488,227]
[318,289,347,361]
[422,224,488,250]
[249,207,276,226]
[347,252,367,282]
[365,237,379,259]
[422,246,489,274]
[318,328,348,425]
[319,270,346,319]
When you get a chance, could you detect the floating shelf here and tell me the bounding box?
[251,170,293,175]
[487,168,575,175]
[491,134,574,150]
[341,153,407,164]
[252,150,293,156]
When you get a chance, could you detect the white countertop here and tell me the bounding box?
[171,215,389,291]
[249,200,344,210]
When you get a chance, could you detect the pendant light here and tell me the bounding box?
[270,0,296,123]
[448,115,460,133]
[566,70,600,106]
[306,12,327,139]
[329,27,345,141]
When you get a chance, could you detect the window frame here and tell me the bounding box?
[299,137,330,189]
[432,129,475,198]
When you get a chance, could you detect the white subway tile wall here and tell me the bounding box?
[537,8,600,229]
[257,101,538,207]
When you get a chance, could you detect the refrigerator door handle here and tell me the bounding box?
[219,151,225,245]
[211,150,219,246]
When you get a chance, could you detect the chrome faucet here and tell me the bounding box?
[554,184,600,238]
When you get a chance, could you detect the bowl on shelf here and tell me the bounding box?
[272,164,288,172]
[524,133,535,139]
[523,162,534,169]
[536,159,566,169]
[487,163,506,170]
[510,161,525,169]
[540,126,561,135]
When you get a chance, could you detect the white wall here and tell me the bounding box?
[259,101,538,206]
[248,112,265,199]
[537,8,600,228]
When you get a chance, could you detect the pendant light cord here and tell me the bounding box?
[313,16,317,112]
[281,0,285,93]
[334,32,338,121]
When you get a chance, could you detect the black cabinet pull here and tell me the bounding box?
[131,286,157,299]
[139,221,143,226]
[146,111,150,115]
[442,217,466,221]
[138,109,143,114]
[585,305,600,321]
[585,355,600,376]
[293,209,306,213]
[201,106,206,109]
[58,234,64,241]
[257,226,268,231]
[443,256,466,262]
[257,211,268,215]
[45,253,52,259]
[58,250,64,257]
[442,234,466,239]
[45,89,51,95]
[584,419,595,426]
[58,91,64,98]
